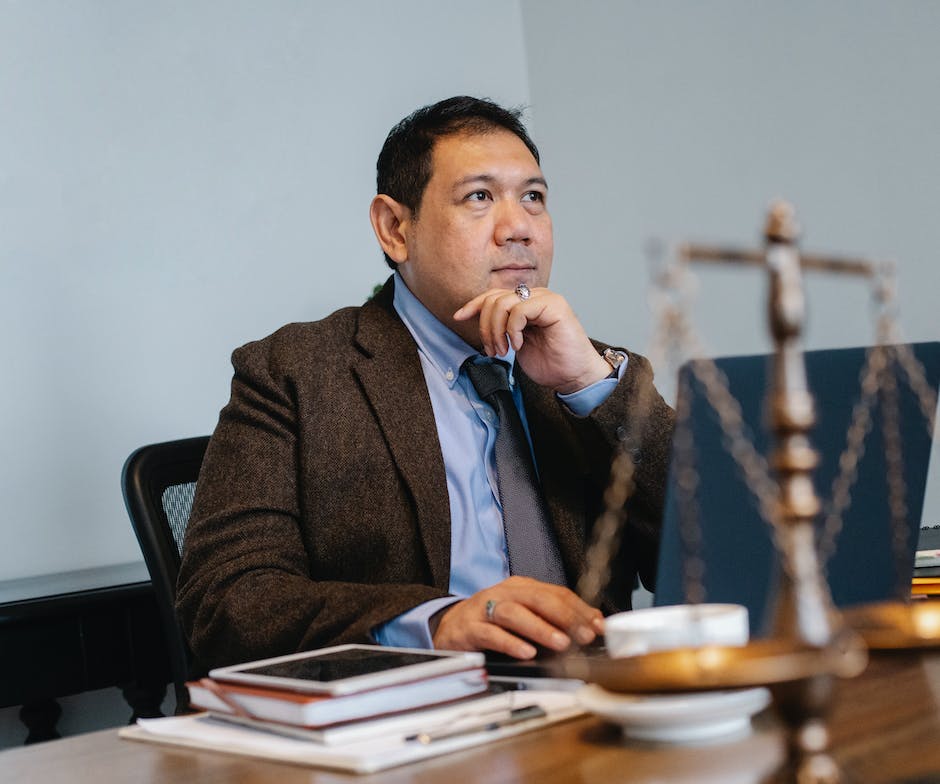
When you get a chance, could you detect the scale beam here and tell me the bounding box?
[677,242,889,278]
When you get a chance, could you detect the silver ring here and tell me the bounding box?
[514,283,531,301]
[485,599,498,623]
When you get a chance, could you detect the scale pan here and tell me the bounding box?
[553,636,868,694]
[843,600,940,650]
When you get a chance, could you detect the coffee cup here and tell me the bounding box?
[604,603,749,658]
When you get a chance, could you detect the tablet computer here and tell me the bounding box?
[209,644,485,696]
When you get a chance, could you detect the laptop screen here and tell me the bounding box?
[653,342,940,636]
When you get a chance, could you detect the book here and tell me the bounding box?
[188,667,488,728]
[202,689,528,746]
[912,577,940,596]
[915,549,940,569]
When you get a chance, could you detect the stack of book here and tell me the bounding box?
[121,644,583,772]
[187,644,490,741]
[914,536,940,594]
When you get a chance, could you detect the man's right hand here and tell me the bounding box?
[431,576,605,659]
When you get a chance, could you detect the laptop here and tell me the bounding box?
[653,342,940,637]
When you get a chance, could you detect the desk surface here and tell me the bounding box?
[4,650,940,784]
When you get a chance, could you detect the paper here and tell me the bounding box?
[915,549,940,568]
[119,691,582,774]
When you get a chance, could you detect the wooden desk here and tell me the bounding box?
[4,650,940,783]
[0,562,171,742]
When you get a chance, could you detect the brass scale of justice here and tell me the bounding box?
[554,202,940,782]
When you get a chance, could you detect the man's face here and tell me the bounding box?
[396,129,553,347]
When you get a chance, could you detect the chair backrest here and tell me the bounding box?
[122,436,210,713]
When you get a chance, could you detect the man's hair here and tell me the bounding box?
[376,96,541,268]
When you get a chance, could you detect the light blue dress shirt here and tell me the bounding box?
[373,274,626,648]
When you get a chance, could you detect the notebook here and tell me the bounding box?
[653,342,940,637]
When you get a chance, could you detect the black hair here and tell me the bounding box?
[375,96,540,268]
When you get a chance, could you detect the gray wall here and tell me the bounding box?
[521,0,940,524]
[0,0,531,582]
[2,0,937,610]
[523,0,939,360]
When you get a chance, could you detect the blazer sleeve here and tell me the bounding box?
[175,334,449,670]
[566,348,675,594]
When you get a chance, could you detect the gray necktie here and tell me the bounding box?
[463,358,566,585]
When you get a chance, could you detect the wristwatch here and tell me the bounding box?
[602,348,627,378]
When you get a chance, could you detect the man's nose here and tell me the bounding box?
[493,200,532,246]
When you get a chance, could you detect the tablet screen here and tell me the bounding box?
[210,644,486,695]
[234,648,445,683]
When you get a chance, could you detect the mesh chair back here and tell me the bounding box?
[161,483,197,556]
[122,436,209,713]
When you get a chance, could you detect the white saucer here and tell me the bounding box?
[577,683,772,744]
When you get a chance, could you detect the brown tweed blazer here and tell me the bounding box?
[176,279,675,669]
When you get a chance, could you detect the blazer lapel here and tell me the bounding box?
[350,282,451,591]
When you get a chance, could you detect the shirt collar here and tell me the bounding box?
[392,272,516,389]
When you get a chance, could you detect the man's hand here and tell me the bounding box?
[453,287,612,394]
[432,576,605,658]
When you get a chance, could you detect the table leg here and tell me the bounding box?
[121,680,167,722]
[19,699,62,744]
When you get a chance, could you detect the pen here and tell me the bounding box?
[487,675,584,693]
[407,705,547,744]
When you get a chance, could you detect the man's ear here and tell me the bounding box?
[369,195,412,264]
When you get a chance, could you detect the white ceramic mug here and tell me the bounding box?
[604,603,749,658]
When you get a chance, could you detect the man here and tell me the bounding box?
[176,96,674,670]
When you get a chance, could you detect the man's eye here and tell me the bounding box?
[466,190,489,202]
[522,191,545,203]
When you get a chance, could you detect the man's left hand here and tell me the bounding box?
[454,287,612,394]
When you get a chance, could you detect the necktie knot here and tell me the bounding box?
[463,358,511,400]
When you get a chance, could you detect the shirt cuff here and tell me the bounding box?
[557,353,629,416]
[372,596,462,649]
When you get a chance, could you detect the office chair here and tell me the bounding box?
[122,436,210,714]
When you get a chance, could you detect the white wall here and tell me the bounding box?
[0,0,531,581]
[522,0,940,366]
